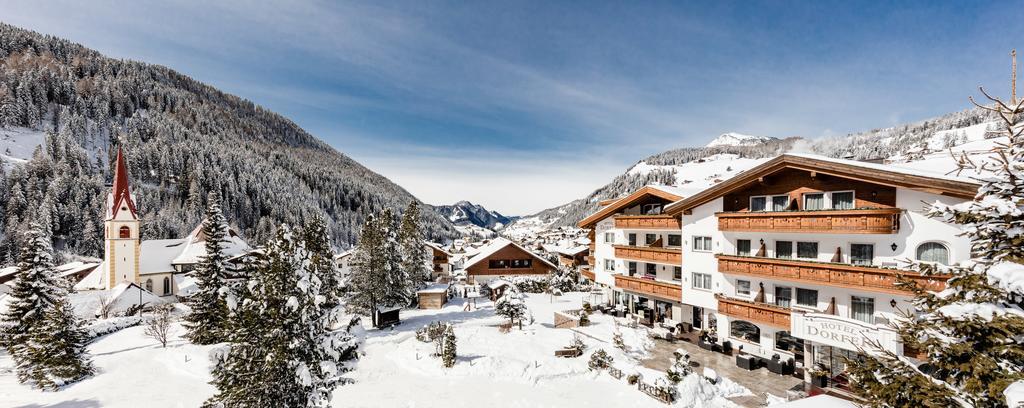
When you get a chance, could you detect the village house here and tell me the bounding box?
[459,237,557,284]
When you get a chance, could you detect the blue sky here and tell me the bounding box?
[4,1,1022,215]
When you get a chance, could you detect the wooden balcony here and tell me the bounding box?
[614,274,682,301]
[581,269,596,281]
[586,256,595,266]
[716,295,791,329]
[613,245,682,265]
[716,208,902,234]
[614,214,681,230]
[716,254,947,295]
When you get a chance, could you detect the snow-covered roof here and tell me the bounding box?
[417,283,451,294]
[170,223,251,266]
[174,274,198,297]
[424,241,452,256]
[784,152,978,184]
[334,249,354,261]
[139,239,186,275]
[74,261,107,291]
[578,185,686,228]
[460,238,558,270]
[542,244,588,257]
[486,279,513,289]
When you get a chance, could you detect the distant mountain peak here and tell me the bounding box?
[706,132,778,147]
[435,201,516,230]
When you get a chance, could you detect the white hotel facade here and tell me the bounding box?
[579,153,979,392]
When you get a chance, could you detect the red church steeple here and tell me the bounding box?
[109,146,138,219]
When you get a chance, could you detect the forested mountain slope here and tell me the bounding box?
[0,23,457,261]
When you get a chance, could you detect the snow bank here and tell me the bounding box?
[1005,379,1024,407]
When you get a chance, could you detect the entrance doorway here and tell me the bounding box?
[692,306,703,330]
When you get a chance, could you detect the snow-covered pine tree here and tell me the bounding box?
[494,290,529,330]
[303,215,342,308]
[183,192,230,345]
[847,51,1024,408]
[441,324,457,368]
[19,296,94,390]
[0,223,65,359]
[206,225,355,408]
[398,201,430,289]
[348,209,410,326]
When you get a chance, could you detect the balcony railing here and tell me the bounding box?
[613,245,682,265]
[614,274,682,301]
[716,208,902,234]
[716,254,947,294]
[586,256,596,266]
[581,269,596,281]
[614,214,681,230]
[716,295,792,329]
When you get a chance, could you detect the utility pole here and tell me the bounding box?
[1011,49,1017,105]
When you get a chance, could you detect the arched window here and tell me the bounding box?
[916,242,949,265]
[775,331,804,352]
[163,277,171,295]
[730,320,760,343]
[119,226,131,239]
[145,279,153,292]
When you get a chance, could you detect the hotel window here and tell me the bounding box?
[673,267,682,281]
[772,195,790,211]
[667,234,682,247]
[775,331,804,353]
[831,191,855,210]
[645,263,656,277]
[730,320,760,343]
[775,241,793,259]
[751,195,790,212]
[917,242,949,265]
[692,272,712,290]
[851,296,875,324]
[645,234,657,245]
[510,259,532,268]
[804,193,825,210]
[736,279,751,296]
[693,236,712,252]
[796,288,818,307]
[628,261,637,276]
[604,259,615,271]
[489,259,510,268]
[604,232,614,243]
[775,286,792,307]
[736,239,751,256]
[642,203,663,215]
[628,233,637,246]
[797,242,817,259]
[851,244,874,266]
[750,196,768,212]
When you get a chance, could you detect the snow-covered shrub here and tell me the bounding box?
[612,325,625,351]
[85,316,143,340]
[588,349,613,371]
[666,349,691,384]
[441,325,456,368]
[578,311,590,326]
[415,321,448,344]
[510,276,548,293]
[566,334,585,352]
[627,373,642,385]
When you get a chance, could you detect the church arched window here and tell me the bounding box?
[145,279,153,292]
[119,226,131,239]
[163,277,171,295]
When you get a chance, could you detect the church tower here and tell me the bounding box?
[104,147,141,289]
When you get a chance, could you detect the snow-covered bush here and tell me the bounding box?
[85,316,144,340]
[441,325,456,368]
[566,334,585,353]
[587,349,613,371]
[415,321,449,344]
[666,349,691,384]
[510,276,548,293]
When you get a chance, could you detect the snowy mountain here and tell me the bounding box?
[705,132,778,147]
[434,201,516,230]
[0,23,458,258]
[509,105,999,232]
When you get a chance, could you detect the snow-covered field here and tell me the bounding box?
[0,322,217,408]
[0,292,749,407]
[0,126,46,166]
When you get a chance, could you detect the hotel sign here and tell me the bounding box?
[791,313,901,353]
